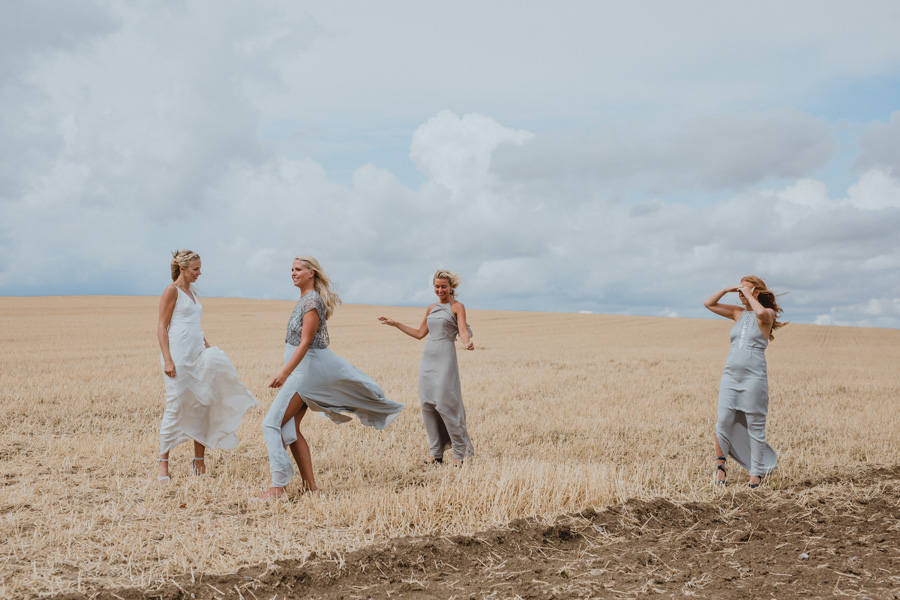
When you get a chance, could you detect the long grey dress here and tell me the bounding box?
[419,302,475,461]
[716,310,777,477]
[261,291,404,487]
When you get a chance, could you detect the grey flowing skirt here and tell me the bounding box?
[716,347,777,476]
[278,344,403,440]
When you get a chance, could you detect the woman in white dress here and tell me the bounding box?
[258,256,404,501]
[156,250,258,481]
[378,270,475,467]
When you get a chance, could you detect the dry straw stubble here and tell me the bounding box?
[0,296,898,597]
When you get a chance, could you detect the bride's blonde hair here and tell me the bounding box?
[170,249,200,292]
[295,255,341,319]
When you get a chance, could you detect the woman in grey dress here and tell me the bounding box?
[257,256,404,501]
[704,275,786,488]
[379,270,475,467]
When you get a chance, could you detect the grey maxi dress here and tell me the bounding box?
[716,310,778,477]
[419,302,475,461]
[262,291,404,487]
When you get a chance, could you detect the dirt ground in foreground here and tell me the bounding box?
[53,467,900,600]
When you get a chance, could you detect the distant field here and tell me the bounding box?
[1,296,898,598]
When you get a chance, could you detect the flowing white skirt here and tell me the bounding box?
[160,346,258,453]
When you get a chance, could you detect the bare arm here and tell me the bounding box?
[269,309,320,388]
[378,306,432,340]
[453,301,474,351]
[738,281,776,338]
[157,286,178,377]
[703,286,744,321]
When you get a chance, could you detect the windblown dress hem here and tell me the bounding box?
[159,287,257,454]
[262,291,403,488]
[716,310,778,477]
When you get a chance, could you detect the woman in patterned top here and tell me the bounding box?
[258,256,404,501]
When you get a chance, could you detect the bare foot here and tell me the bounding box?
[256,487,288,502]
[192,457,206,476]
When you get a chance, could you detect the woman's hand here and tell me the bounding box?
[164,361,176,377]
[724,285,740,293]
[738,281,755,297]
[463,340,474,351]
[269,369,290,389]
[377,316,397,327]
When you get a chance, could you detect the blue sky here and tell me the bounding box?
[1,1,899,326]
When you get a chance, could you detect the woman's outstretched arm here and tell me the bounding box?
[378,306,431,340]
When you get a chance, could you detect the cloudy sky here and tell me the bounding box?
[2,1,900,327]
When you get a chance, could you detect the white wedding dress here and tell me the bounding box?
[159,287,257,452]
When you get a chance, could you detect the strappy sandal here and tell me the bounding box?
[157,458,170,482]
[715,455,727,486]
[424,456,443,465]
[192,457,207,478]
[748,475,763,489]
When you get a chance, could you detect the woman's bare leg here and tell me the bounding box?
[287,404,318,492]
[157,451,170,479]
[192,441,206,475]
[259,392,308,500]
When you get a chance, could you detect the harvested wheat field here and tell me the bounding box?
[2,296,900,599]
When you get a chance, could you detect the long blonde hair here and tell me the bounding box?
[742,275,787,340]
[295,255,341,319]
[433,269,461,297]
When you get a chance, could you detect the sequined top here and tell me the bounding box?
[729,310,768,352]
[285,291,329,348]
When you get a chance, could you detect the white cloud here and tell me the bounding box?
[2,2,900,329]
[856,111,900,175]
[410,110,533,198]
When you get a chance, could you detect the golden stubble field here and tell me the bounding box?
[1,295,899,598]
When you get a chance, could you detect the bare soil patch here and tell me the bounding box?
[51,466,900,600]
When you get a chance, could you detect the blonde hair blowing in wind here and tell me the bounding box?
[170,249,200,283]
[295,255,341,320]
[433,269,461,296]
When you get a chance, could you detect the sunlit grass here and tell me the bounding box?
[1,296,898,597]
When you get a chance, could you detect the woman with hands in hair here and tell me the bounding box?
[704,275,786,488]
[379,270,475,467]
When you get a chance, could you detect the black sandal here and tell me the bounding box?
[424,456,443,465]
[748,475,763,489]
[715,455,727,486]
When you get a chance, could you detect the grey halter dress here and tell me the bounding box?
[418,302,475,461]
[716,310,777,477]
